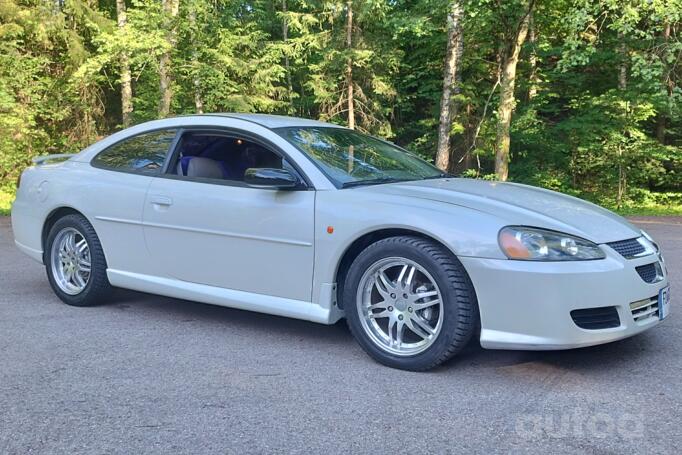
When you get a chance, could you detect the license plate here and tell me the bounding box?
[659,286,671,320]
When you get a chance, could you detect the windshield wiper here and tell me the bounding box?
[341,177,405,188]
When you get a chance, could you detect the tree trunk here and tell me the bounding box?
[494,1,534,181]
[282,0,294,107]
[159,0,180,118]
[446,33,466,175]
[527,12,538,101]
[617,37,627,207]
[435,1,464,171]
[462,102,473,170]
[656,21,671,144]
[345,0,355,129]
[189,6,203,114]
[116,0,133,127]
[618,43,627,91]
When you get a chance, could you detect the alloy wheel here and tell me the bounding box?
[50,227,92,295]
[356,257,444,356]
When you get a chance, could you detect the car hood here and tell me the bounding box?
[362,178,640,244]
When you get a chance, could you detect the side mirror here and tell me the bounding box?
[244,168,302,190]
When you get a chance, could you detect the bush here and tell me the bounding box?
[0,189,14,216]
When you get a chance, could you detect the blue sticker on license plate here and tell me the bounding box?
[659,286,671,320]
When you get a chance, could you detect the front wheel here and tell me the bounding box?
[344,236,478,371]
[45,214,112,306]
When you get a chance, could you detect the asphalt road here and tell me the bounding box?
[1,216,680,454]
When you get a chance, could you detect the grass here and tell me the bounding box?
[0,189,13,216]
[613,205,682,217]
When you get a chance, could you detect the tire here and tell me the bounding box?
[343,235,478,371]
[45,214,112,307]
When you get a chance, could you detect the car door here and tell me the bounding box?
[142,130,316,302]
[88,128,179,276]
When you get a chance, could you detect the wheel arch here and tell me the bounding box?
[333,228,460,310]
[41,207,90,262]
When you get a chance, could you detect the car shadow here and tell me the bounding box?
[107,287,660,374]
[444,331,659,374]
[108,287,351,345]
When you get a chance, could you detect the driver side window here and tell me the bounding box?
[169,132,295,184]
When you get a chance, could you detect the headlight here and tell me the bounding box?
[498,226,606,261]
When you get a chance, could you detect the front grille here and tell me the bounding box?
[636,263,662,283]
[607,238,646,258]
[630,296,659,324]
[571,306,621,330]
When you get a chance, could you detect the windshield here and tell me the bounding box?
[276,127,446,187]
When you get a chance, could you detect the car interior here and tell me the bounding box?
[170,132,289,182]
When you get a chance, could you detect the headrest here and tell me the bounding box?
[186,157,224,180]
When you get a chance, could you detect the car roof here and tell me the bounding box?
[205,113,345,130]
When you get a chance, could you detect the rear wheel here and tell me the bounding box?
[344,236,478,371]
[45,214,111,306]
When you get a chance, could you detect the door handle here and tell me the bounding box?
[150,195,173,206]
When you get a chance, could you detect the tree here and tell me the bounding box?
[159,0,180,117]
[527,11,538,101]
[188,1,203,113]
[173,0,287,114]
[308,0,399,134]
[655,20,674,144]
[346,0,355,129]
[494,0,535,181]
[117,0,133,126]
[435,1,464,171]
[1,0,681,212]
[0,0,111,189]
[281,0,294,106]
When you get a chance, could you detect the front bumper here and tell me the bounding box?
[460,248,669,350]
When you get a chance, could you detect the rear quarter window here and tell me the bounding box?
[92,129,177,174]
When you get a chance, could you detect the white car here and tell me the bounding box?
[11,114,671,370]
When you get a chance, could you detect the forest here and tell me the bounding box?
[1,0,681,215]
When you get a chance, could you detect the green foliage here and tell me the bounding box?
[0,0,681,214]
[0,0,112,190]
[301,0,401,134]
[0,189,14,215]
